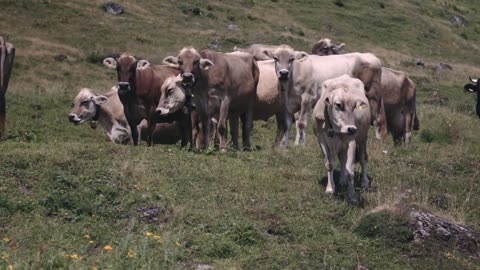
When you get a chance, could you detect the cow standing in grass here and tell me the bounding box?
[103,53,181,146]
[313,75,371,203]
[312,39,420,144]
[0,37,15,138]
[163,47,259,151]
[272,47,387,146]
[464,77,480,118]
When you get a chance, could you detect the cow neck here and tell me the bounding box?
[134,67,152,98]
[93,102,123,137]
[90,103,102,129]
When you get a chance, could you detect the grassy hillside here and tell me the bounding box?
[1,0,480,269]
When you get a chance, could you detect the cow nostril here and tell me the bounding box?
[68,114,75,120]
[347,127,357,135]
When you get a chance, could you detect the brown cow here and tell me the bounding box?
[163,47,258,151]
[103,53,181,146]
[0,37,15,138]
[381,68,420,144]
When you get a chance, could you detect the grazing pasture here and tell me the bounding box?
[1,0,480,269]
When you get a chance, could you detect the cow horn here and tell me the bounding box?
[469,76,478,83]
[0,36,6,91]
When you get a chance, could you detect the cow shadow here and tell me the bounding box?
[318,171,375,208]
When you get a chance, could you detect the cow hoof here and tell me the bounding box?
[325,188,335,194]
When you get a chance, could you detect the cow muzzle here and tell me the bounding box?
[182,73,195,84]
[278,69,289,81]
[68,114,81,125]
[155,107,170,116]
[118,82,131,92]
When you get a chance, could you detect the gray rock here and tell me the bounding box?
[227,24,240,32]
[451,15,468,27]
[103,2,124,15]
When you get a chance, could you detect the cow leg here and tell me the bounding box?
[358,139,369,190]
[338,150,348,187]
[230,116,239,150]
[295,94,312,146]
[319,137,335,194]
[294,119,306,146]
[404,109,413,144]
[0,92,5,138]
[129,119,139,146]
[146,121,156,146]
[241,106,253,151]
[196,98,210,150]
[216,98,230,151]
[345,140,357,202]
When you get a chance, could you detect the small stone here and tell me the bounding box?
[103,2,124,15]
[227,24,240,31]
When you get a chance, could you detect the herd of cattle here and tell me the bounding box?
[1,36,480,201]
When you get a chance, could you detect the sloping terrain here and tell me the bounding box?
[1,1,480,269]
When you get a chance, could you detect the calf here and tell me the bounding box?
[0,37,15,138]
[103,52,180,145]
[313,75,371,203]
[69,87,182,144]
[163,47,258,151]
[464,77,480,118]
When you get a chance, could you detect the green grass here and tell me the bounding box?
[1,0,480,269]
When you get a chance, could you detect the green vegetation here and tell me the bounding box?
[1,0,480,269]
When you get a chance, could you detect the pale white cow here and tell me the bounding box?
[313,75,371,203]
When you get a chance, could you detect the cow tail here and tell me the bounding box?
[0,36,5,91]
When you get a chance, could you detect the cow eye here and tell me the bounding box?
[273,56,279,62]
[167,88,173,94]
[178,60,183,65]
[193,60,199,65]
[81,100,90,106]
[335,102,343,110]
[288,57,294,62]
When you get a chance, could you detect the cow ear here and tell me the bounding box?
[294,51,308,62]
[200,59,215,71]
[163,56,179,67]
[93,95,108,105]
[263,50,273,58]
[335,43,346,51]
[464,84,477,92]
[137,59,150,70]
[103,57,117,69]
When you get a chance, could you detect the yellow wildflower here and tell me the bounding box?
[88,240,95,244]
[145,232,153,237]
[175,241,181,247]
[83,234,91,239]
[2,238,10,242]
[103,245,113,252]
[91,267,98,270]
[153,235,161,240]
[69,254,80,260]
[127,249,136,258]
[8,265,13,270]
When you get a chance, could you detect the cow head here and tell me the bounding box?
[155,75,186,115]
[272,48,308,82]
[311,38,346,56]
[464,77,480,118]
[103,53,150,95]
[69,88,108,126]
[324,84,370,135]
[163,47,214,85]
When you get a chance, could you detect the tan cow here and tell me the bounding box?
[313,75,371,203]
[233,44,294,61]
[103,53,181,146]
[0,37,15,138]
[69,87,181,145]
[381,68,420,144]
[311,38,345,56]
[272,47,387,146]
[311,39,420,144]
[163,47,258,151]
